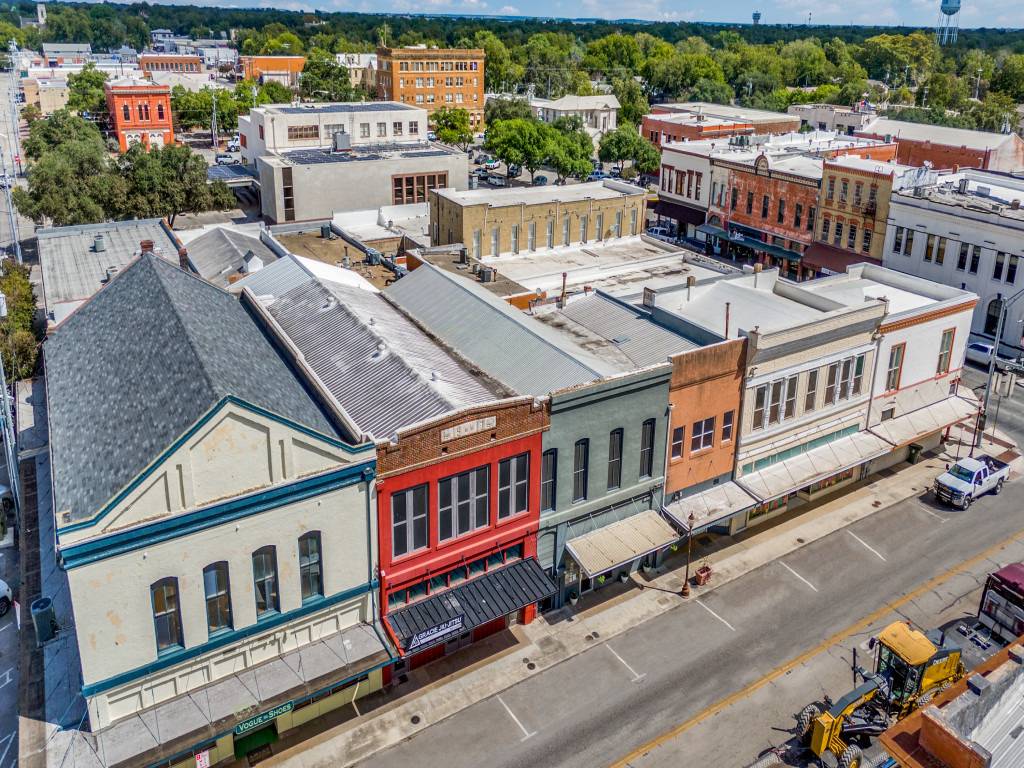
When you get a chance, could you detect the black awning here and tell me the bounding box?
[387,558,557,653]
[652,199,706,226]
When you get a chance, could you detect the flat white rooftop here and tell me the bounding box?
[807,277,932,315]
[435,179,643,207]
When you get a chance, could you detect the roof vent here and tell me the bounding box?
[1012,200,1021,210]
[958,177,969,194]
[94,234,106,252]
[104,265,120,282]
[611,335,630,345]
[331,130,351,153]
[431,371,440,381]
[241,250,263,274]
[977,186,991,198]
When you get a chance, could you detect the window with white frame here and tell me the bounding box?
[498,453,529,519]
[439,466,489,541]
[691,417,715,453]
[392,484,428,557]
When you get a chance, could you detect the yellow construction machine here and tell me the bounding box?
[795,621,965,768]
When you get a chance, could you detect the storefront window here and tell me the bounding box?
[468,558,487,578]
[504,544,522,562]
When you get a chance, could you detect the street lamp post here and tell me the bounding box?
[681,512,695,598]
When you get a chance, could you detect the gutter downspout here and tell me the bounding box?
[365,470,396,662]
[660,401,675,510]
[864,324,885,434]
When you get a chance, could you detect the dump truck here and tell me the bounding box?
[795,622,965,768]
[933,454,1008,509]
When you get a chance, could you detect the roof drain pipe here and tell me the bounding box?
[725,301,730,339]
[560,271,567,306]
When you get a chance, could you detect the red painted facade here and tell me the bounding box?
[104,80,175,152]
[375,399,549,653]
[856,129,1024,173]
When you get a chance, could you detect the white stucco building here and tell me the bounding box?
[530,94,620,140]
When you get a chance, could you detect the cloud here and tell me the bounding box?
[499,4,519,11]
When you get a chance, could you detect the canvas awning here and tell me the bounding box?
[663,481,758,533]
[652,199,706,226]
[565,509,679,578]
[802,241,880,275]
[696,223,728,238]
[869,393,980,448]
[737,430,892,502]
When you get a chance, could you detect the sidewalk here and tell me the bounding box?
[263,428,1021,768]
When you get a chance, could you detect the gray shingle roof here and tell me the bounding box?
[264,277,499,439]
[46,254,342,525]
[185,228,279,288]
[383,265,604,396]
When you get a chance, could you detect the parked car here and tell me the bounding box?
[472,167,491,177]
[934,455,1009,509]
[487,174,508,187]
[608,166,622,178]
[226,137,240,152]
[645,226,673,242]
[0,578,10,617]
[484,159,501,170]
[507,164,522,178]
[587,171,609,182]
[533,175,549,186]
[427,130,437,140]
[965,342,1015,371]
[474,154,488,165]
[215,153,239,166]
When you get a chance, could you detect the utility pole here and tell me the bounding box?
[975,68,982,100]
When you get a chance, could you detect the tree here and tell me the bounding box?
[546,131,592,184]
[299,48,354,102]
[20,104,41,125]
[0,260,41,383]
[598,122,657,173]
[432,106,473,152]
[484,119,551,182]
[610,77,649,126]
[688,78,734,104]
[484,96,534,126]
[991,54,1024,102]
[66,63,108,117]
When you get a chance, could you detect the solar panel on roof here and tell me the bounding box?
[274,103,416,114]
[400,150,449,158]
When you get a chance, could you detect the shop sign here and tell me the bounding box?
[407,616,464,652]
[441,416,496,443]
[235,701,293,735]
[195,752,210,768]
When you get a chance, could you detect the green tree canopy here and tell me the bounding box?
[432,106,473,152]
[299,47,355,101]
[484,96,534,126]
[610,77,649,126]
[66,63,108,116]
[484,118,552,181]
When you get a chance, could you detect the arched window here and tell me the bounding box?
[143,103,150,121]
[151,578,182,651]
[252,546,278,616]
[985,298,1003,336]
[122,103,130,122]
[203,562,231,632]
[298,532,323,601]
[137,103,144,121]
[157,103,164,121]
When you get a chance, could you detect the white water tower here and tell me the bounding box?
[935,0,960,45]
[752,10,761,25]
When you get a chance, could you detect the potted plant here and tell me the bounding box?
[641,559,653,575]
[619,572,629,583]
[597,575,606,585]
[568,591,579,605]
[695,557,713,586]
[670,544,679,552]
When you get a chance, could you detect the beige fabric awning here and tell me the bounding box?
[565,509,679,578]
[737,430,892,502]
[869,393,979,448]
[663,481,758,532]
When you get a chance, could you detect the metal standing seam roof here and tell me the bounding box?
[184,228,279,288]
[566,509,680,578]
[867,394,978,449]
[384,264,605,396]
[265,277,498,439]
[38,218,181,317]
[663,482,758,532]
[387,558,557,650]
[232,253,317,297]
[45,255,344,525]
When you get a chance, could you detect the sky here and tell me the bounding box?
[209,0,1021,30]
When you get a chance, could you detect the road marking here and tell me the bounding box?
[696,600,736,632]
[848,531,887,562]
[0,732,14,768]
[604,522,1024,768]
[779,562,818,592]
[0,668,12,691]
[497,695,536,741]
[606,644,646,683]
[913,501,948,523]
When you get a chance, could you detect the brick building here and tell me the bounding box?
[856,117,1024,173]
[239,55,307,87]
[104,77,174,151]
[646,102,799,148]
[376,399,556,672]
[642,111,754,149]
[377,45,485,126]
[139,53,204,77]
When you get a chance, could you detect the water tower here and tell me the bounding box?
[935,0,960,45]
[752,10,761,25]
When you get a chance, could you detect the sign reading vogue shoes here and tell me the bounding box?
[234,701,294,735]
[406,616,464,652]
[440,417,496,443]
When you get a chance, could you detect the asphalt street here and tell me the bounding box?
[0,68,26,262]
[960,361,1024,448]
[357,464,1024,768]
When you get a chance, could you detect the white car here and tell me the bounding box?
[487,174,508,187]
[0,578,11,617]
[483,159,501,170]
[226,138,241,152]
[645,226,674,242]
[965,342,1013,371]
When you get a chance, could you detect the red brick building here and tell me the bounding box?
[104,78,174,151]
[856,117,1024,173]
[643,113,754,149]
[376,399,555,676]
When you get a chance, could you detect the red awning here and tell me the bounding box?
[802,242,881,275]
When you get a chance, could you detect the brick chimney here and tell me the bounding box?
[178,247,189,271]
[140,239,155,255]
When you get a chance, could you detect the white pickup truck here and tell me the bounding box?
[934,455,1010,509]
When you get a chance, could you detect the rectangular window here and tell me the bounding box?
[639,419,655,478]
[885,344,904,392]
[252,547,279,616]
[498,453,529,519]
[904,229,915,256]
[753,384,767,430]
[694,174,702,199]
[203,563,231,633]
[299,532,322,601]
[854,182,863,207]
[722,411,734,443]
[152,578,182,650]
[746,191,753,215]
[614,210,622,238]
[839,357,853,400]
[995,252,1007,281]
[893,226,904,254]
[286,124,319,140]
[924,233,935,262]
[821,217,831,240]
[957,241,969,270]
[794,203,802,229]
[439,466,489,541]
[546,219,554,248]
[839,180,848,204]
[768,380,783,425]
[784,375,798,419]
[861,228,872,253]
[472,229,481,260]
[869,185,877,205]
[573,440,589,502]
[596,212,604,241]
[581,215,588,243]
[630,207,638,236]
[807,206,816,232]
[409,121,419,135]
[825,362,839,405]
[392,484,428,558]
[969,246,980,274]
[805,369,818,412]
[511,224,519,254]
[833,220,843,246]
[691,417,715,453]
[777,199,786,224]
[563,217,570,246]
[852,354,865,396]
[761,194,770,219]
[731,187,738,211]
[671,426,684,459]
[937,329,954,375]
[847,223,857,250]
[826,178,835,201]
[377,122,387,137]
[528,221,536,251]
[541,450,556,512]
[935,236,947,265]
[607,429,623,489]
[491,226,499,256]
[360,122,370,138]
[1008,255,1019,284]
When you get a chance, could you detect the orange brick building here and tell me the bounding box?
[239,55,306,87]
[377,45,485,126]
[139,54,203,77]
[104,79,174,151]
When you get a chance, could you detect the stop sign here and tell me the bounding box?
[13,156,18,162]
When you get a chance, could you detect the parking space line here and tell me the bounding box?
[913,500,948,523]
[848,531,887,561]
[0,732,14,768]
[696,599,736,631]
[497,695,536,741]
[606,644,646,683]
[780,562,818,592]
